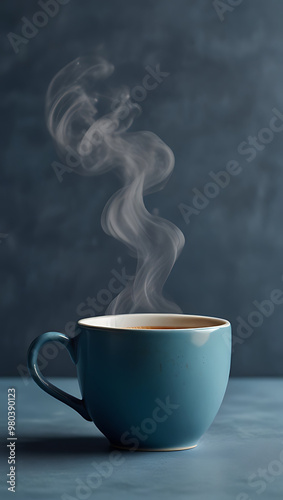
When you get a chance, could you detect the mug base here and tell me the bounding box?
[110,443,197,452]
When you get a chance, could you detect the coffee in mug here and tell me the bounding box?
[27,313,231,451]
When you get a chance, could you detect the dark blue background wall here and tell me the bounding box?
[1,0,283,376]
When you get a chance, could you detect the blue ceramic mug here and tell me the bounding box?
[27,313,231,451]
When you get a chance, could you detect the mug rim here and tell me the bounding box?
[77,313,230,331]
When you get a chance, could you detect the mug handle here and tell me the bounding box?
[27,331,91,421]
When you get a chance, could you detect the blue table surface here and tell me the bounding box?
[0,377,283,500]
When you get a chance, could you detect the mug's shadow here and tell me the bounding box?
[17,436,119,456]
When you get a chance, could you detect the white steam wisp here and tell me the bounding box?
[46,56,185,314]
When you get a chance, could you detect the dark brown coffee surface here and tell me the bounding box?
[128,326,186,329]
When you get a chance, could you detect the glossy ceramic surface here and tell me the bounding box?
[27,313,231,451]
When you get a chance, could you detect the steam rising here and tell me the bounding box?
[46,56,185,313]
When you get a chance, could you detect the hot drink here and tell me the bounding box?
[27,313,231,451]
[128,326,187,329]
